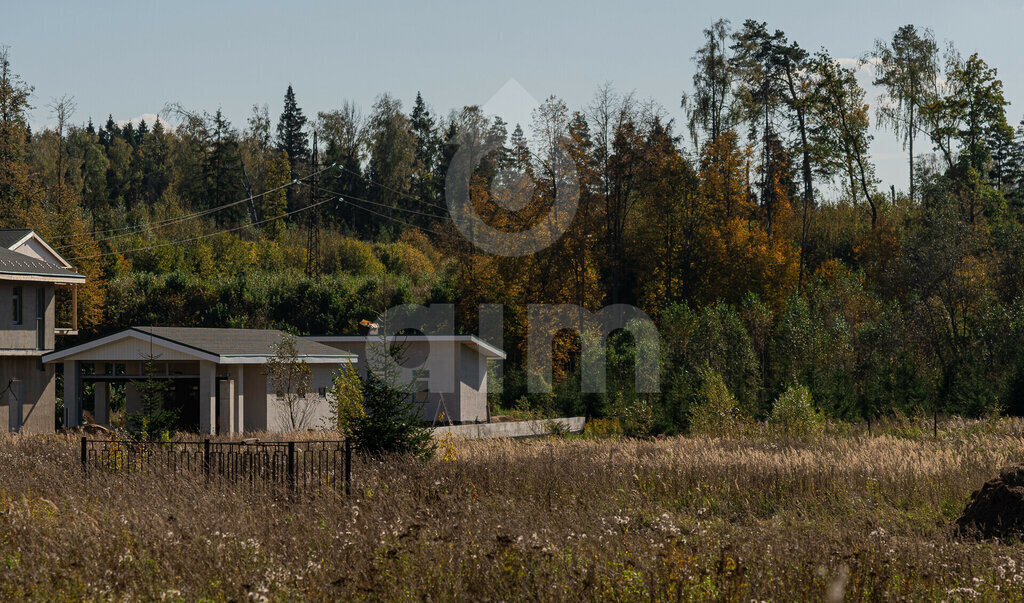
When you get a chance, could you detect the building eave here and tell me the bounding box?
[0,349,51,357]
[0,272,86,284]
[218,354,357,365]
[305,334,507,360]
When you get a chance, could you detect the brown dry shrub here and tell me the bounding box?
[1,428,1023,599]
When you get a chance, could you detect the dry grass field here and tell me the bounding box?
[2,420,1024,600]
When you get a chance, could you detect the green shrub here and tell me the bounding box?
[768,383,825,438]
[583,418,624,439]
[399,229,442,267]
[330,238,385,275]
[374,242,434,277]
[326,364,366,436]
[610,397,655,438]
[688,368,751,436]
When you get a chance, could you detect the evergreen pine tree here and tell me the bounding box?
[127,352,177,440]
[509,124,531,172]
[348,338,434,458]
[276,85,308,210]
[140,119,170,206]
[351,366,434,459]
[409,92,440,224]
[205,109,246,222]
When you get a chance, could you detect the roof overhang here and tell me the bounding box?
[0,272,86,284]
[307,334,507,360]
[43,328,357,365]
[218,354,356,365]
[0,349,51,357]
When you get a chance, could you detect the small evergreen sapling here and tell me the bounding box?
[349,339,434,459]
[127,353,177,440]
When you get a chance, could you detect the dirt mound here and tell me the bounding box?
[956,465,1024,539]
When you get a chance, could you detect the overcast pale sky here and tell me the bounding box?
[4,0,1023,192]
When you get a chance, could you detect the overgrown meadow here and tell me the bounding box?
[2,420,1023,600]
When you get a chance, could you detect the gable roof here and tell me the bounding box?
[0,229,33,249]
[43,327,356,364]
[0,228,76,269]
[134,327,351,359]
[0,246,86,283]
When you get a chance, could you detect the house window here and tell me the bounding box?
[318,387,327,398]
[11,287,21,325]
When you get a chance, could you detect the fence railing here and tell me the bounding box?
[80,437,352,494]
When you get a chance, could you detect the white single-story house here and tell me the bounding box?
[308,334,506,424]
[42,327,356,434]
[42,326,505,434]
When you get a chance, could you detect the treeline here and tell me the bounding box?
[2,19,1024,430]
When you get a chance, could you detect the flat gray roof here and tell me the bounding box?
[307,334,506,359]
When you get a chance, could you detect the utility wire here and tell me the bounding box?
[56,164,339,249]
[302,181,451,220]
[68,196,342,261]
[334,163,450,211]
[336,196,449,237]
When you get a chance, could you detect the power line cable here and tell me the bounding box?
[55,164,339,249]
[304,181,450,220]
[334,163,449,210]
[68,195,342,261]
[336,196,449,237]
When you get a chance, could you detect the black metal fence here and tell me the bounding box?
[80,437,352,494]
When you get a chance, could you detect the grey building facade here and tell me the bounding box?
[0,230,85,433]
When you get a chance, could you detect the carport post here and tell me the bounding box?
[63,361,80,428]
[199,361,216,435]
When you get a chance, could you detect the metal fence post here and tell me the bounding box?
[203,439,211,478]
[287,441,296,492]
[344,438,352,496]
[81,436,87,473]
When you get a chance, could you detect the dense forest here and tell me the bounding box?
[3,20,1024,432]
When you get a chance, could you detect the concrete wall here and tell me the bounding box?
[265,364,335,431]
[242,365,268,431]
[0,356,55,434]
[0,281,54,351]
[457,344,488,423]
[433,417,586,439]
